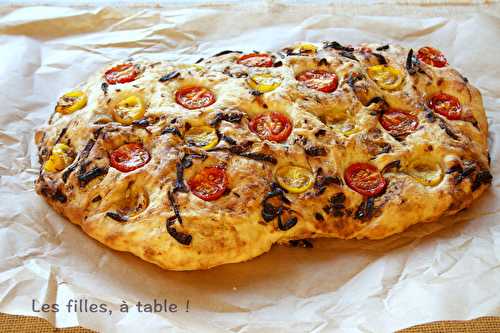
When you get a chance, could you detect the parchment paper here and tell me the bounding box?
[0,2,499,332]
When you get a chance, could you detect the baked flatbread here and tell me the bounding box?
[35,41,492,270]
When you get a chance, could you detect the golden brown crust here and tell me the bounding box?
[35,42,491,270]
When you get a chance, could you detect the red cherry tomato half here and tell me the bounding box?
[249,112,293,142]
[188,166,228,201]
[236,53,273,67]
[175,86,216,110]
[379,109,419,138]
[295,70,338,93]
[344,163,387,197]
[428,93,462,120]
[416,47,448,68]
[110,143,151,172]
[105,63,139,85]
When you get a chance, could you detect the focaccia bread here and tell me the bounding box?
[35,41,492,270]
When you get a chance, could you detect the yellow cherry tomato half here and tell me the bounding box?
[116,184,149,217]
[112,94,145,125]
[331,121,359,136]
[184,126,219,150]
[275,165,314,194]
[367,65,404,90]
[55,91,88,115]
[178,64,205,72]
[407,161,443,186]
[248,74,282,93]
[327,112,359,136]
[43,143,74,173]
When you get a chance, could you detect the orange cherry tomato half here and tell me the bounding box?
[105,63,139,85]
[249,112,293,142]
[236,53,273,67]
[428,93,462,120]
[175,86,216,110]
[109,143,150,172]
[344,163,387,197]
[188,166,228,201]
[416,47,448,68]
[296,70,338,93]
[379,109,419,138]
